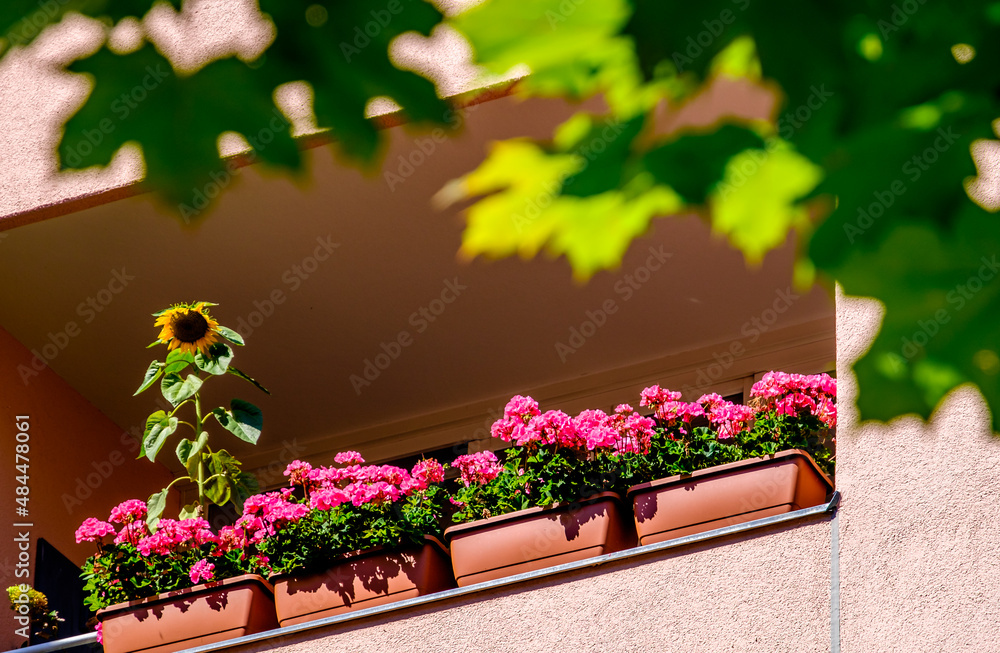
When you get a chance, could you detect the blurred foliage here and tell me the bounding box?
[2,0,1000,429]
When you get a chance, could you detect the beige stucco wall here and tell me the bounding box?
[836,289,1000,651]
[231,519,833,653]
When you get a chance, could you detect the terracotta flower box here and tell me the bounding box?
[443,492,636,587]
[626,449,834,546]
[269,536,455,627]
[96,574,278,653]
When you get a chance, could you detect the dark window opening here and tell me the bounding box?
[33,538,100,651]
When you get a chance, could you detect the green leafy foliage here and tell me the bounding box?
[160,372,203,406]
[134,360,164,395]
[227,366,271,394]
[140,410,178,462]
[450,446,613,523]
[175,430,208,467]
[145,487,168,528]
[194,343,233,375]
[215,325,244,345]
[824,206,1000,431]
[449,0,660,115]
[60,45,301,212]
[445,115,687,279]
[79,533,258,613]
[204,450,242,505]
[446,0,1000,430]
[263,485,449,576]
[257,0,450,160]
[641,124,764,204]
[55,0,450,215]
[211,400,263,444]
[709,146,824,264]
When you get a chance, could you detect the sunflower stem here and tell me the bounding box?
[168,400,191,417]
[194,393,208,515]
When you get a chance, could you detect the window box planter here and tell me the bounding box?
[443,492,635,587]
[626,449,834,546]
[96,574,278,653]
[269,536,455,627]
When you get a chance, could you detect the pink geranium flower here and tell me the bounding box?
[283,460,313,487]
[75,518,115,543]
[452,451,502,487]
[113,520,148,546]
[109,499,147,524]
[504,395,541,420]
[405,458,445,493]
[189,559,215,584]
[334,451,365,465]
[310,487,350,510]
[639,385,682,411]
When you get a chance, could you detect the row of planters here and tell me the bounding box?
[74,303,836,653]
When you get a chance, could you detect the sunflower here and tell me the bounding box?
[153,302,221,354]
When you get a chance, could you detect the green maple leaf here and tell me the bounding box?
[710,145,823,265]
[60,44,301,214]
[830,204,1000,430]
[257,0,450,161]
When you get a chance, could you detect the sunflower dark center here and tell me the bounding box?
[172,311,209,343]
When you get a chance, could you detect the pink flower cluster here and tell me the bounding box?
[452,451,503,487]
[76,498,151,544]
[114,520,148,546]
[751,371,837,427]
[109,499,147,524]
[489,396,655,454]
[279,453,445,514]
[639,385,682,412]
[640,385,708,432]
[411,458,446,486]
[216,490,311,549]
[189,559,215,584]
[75,518,116,544]
[136,518,217,557]
[606,404,655,454]
[334,451,365,465]
[698,393,755,440]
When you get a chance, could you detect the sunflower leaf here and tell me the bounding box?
[204,477,231,507]
[194,343,233,375]
[145,488,168,531]
[211,400,262,444]
[176,431,209,467]
[138,410,165,459]
[231,472,260,513]
[161,372,203,407]
[215,325,244,346]
[134,361,164,396]
[164,349,196,375]
[178,503,200,520]
[142,411,179,463]
[227,366,270,395]
[205,450,241,506]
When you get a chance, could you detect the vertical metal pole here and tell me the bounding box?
[831,506,841,653]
